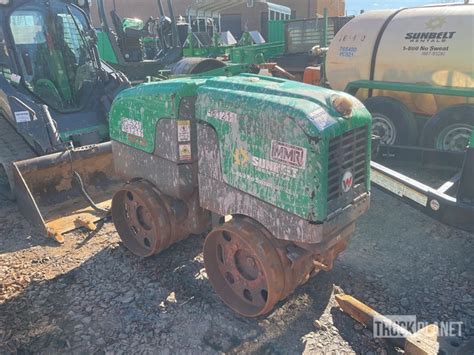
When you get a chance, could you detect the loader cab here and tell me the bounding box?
[95,0,186,82]
[7,1,100,112]
[0,0,128,153]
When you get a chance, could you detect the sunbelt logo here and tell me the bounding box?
[405,16,456,42]
[233,147,298,178]
[405,32,456,40]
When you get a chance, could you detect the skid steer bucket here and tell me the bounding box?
[12,142,122,242]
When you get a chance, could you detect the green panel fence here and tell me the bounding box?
[268,20,285,43]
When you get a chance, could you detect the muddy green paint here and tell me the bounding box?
[110,78,206,153]
[196,75,371,221]
[109,74,372,222]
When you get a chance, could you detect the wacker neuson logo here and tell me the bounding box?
[341,170,354,193]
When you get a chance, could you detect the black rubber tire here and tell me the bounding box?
[170,58,226,75]
[364,96,418,146]
[420,104,474,152]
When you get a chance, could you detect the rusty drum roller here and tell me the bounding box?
[203,217,328,317]
[111,180,198,257]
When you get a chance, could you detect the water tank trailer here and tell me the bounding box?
[326,3,474,151]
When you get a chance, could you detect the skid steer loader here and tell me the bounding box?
[0,0,129,242]
[95,0,235,83]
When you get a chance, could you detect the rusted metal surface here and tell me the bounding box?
[204,217,349,317]
[12,142,121,241]
[112,180,172,257]
[335,294,440,355]
[258,63,297,81]
[112,180,210,257]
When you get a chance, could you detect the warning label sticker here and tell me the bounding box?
[14,111,30,123]
[179,143,192,161]
[121,118,144,138]
[177,120,191,142]
[371,169,428,207]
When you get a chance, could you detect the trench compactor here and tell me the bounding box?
[109,75,372,316]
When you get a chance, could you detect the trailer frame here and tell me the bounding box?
[372,144,474,233]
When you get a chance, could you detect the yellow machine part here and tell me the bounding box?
[12,142,121,242]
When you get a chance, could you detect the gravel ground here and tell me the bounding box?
[0,182,473,354]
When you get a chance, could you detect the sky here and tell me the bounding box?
[345,0,464,15]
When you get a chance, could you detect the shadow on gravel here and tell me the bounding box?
[328,265,393,353]
[0,235,208,353]
[235,272,334,354]
[0,197,61,255]
[330,305,398,355]
[74,218,109,250]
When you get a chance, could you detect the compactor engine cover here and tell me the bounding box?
[110,74,372,244]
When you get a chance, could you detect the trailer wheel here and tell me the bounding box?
[421,104,474,152]
[111,180,171,257]
[203,217,285,317]
[364,96,418,146]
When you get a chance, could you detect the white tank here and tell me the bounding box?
[326,4,474,116]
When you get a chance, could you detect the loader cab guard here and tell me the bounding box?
[8,2,100,112]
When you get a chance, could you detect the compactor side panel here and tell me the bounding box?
[197,90,324,220]
[109,79,205,199]
[109,79,205,153]
[196,76,372,222]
